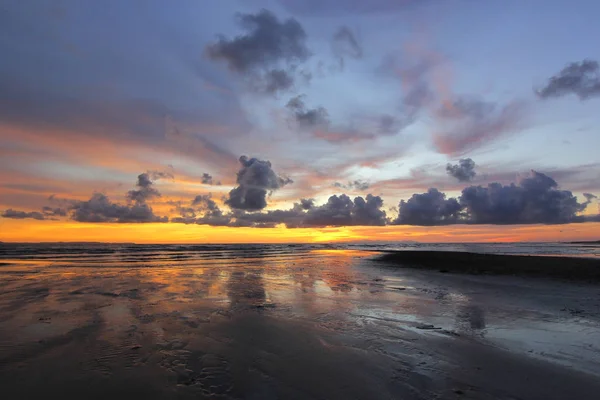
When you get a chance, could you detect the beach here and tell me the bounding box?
[1,244,599,399]
[377,250,600,281]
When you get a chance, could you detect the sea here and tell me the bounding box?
[1,241,599,267]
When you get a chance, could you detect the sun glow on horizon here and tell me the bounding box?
[1,219,598,244]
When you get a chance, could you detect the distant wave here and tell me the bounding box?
[1,242,598,269]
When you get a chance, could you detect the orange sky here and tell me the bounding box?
[2,219,598,244]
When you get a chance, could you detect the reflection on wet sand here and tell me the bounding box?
[456,305,487,336]
[1,247,600,399]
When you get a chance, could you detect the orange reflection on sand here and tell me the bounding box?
[311,249,374,257]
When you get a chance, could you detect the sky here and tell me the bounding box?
[1,0,599,243]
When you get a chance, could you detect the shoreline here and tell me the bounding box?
[376,251,600,282]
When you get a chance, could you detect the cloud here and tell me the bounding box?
[71,193,167,223]
[206,9,311,94]
[201,173,214,185]
[582,193,598,211]
[225,156,292,211]
[332,26,362,70]
[333,180,370,191]
[302,194,387,227]
[536,59,600,100]
[147,170,174,180]
[11,172,170,223]
[286,95,401,142]
[286,95,330,129]
[192,194,219,211]
[461,171,588,224]
[171,193,386,228]
[432,97,525,156]
[249,69,295,94]
[376,114,411,135]
[285,95,381,143]
[395,170,594,225]
[378,53,437,136]
[446,158,476,182]
[229,207,304,228]
[347,113,413,138]
[42,206,68,217]
[384,44,526,155]
[171,194,230,225]
[395,189,462,225]
[232,194,387,228]
[70,171,168,223]
[300,198,315,209]
[201,173,221,185]
[1,209,46,220]
[126,172,162,203]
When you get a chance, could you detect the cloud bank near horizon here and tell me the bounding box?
[3,156,598,228]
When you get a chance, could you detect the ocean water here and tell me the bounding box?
[1,241,599,267]
[1,242,599,398]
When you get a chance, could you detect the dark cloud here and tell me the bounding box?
[460,171,587,224]
[201,173,214,185]
[333,180,370,191]
[171,194,386,228]
[225,156,292,211]
[68,172,168,223]
[2,199,71,221]
[171,194,230,225]
[395,189,462,226]
[229,207,304,228]
[536,59,600,100]
[302,194,387,227]
[201,173,221,185]
[395,171,594,225]
[1,209,46,220]
[206,9,311,94]
[147,170,174,180]
[228,194,387,228]
[446,158,476,182]
[583,193,598,204]
[300,198,315,210]
[126,173,161,203]
[260,69,295,94]
[71,193,167,223]
[286,95,330,129]
[332,26,362,70]
[286,95,389,142]
[433,97,525,156]
[192,194,219,211]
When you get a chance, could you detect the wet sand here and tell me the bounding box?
[378,251,600,281]
[1,247,600,399]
